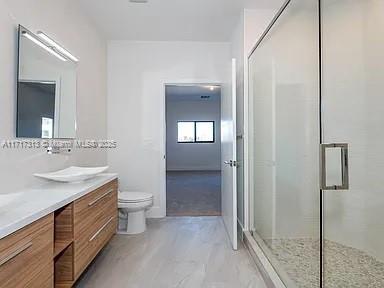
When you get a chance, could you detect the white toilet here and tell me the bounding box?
[118,191,153,234]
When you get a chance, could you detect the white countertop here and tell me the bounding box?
[0,173,118,239]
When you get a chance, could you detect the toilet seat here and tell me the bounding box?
[119,191,153,203]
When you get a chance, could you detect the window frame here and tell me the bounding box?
[177,121,215,144]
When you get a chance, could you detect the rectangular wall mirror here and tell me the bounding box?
[17,25,77,139]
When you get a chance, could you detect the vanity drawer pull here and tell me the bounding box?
[0,242,33,267]
[89,217,115,242]
[88,188,115,207]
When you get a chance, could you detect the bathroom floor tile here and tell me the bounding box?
[76,217,266,288]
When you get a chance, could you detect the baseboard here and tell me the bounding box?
[243,231,287,288]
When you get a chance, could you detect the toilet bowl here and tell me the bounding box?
[118,191,153,235]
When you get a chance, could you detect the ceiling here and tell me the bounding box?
[166,85,221,102]
[77,0,283,41]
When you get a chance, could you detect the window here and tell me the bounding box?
[41,117,53,139]
[177,122,195,143]
[177,121,215,143]
[196,121,214,142]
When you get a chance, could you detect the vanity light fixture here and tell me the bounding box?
[22,31,67,62]
[37,32,79,62]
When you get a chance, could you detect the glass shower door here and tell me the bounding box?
[321,0,384,286]
[248,0,321,287]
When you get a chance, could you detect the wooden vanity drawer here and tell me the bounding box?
[73,179,118,279]
[28,263,54,288]
[74,180,117,233]
[87,213,116,258]
[74,207,117,278]
[0,214,54,288]
[74,194,117,255]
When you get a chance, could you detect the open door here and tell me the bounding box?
[221,58,237,250]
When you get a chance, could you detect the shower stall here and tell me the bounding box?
[248,0,384,287]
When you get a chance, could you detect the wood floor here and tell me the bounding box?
[76,217,267,288]
[166,171,221,216]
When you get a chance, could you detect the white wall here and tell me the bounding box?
[244,9,278,56]
[231,12,246,230]
[108,41,231,217]
[0,0,107,193]
[166,98,221,171]
[231,8,276,228]
[243,9,277,230]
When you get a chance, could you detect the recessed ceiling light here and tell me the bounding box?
[205,85,219,91]
[130,0,148,3]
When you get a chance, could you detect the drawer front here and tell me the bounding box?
[88,213,116,257]
[73,180,118,279]
[74,209,117,278]
[74,180,118,237]
[0,214,54,288]
[74,194,117,257]
[27,263,54,288]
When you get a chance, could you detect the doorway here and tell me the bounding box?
[165,84,222,216]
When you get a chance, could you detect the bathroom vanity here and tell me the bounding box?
[0,174,118,287]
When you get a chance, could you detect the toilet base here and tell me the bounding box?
[118,209,146,235]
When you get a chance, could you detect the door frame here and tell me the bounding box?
[162,81,223,217]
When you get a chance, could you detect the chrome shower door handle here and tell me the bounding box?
[320,143,349,190]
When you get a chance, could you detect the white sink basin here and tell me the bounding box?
[34,166,109,183]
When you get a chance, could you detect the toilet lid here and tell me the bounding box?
[119,192,153,203]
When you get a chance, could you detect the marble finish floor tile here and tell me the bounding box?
[76,217,267,288]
